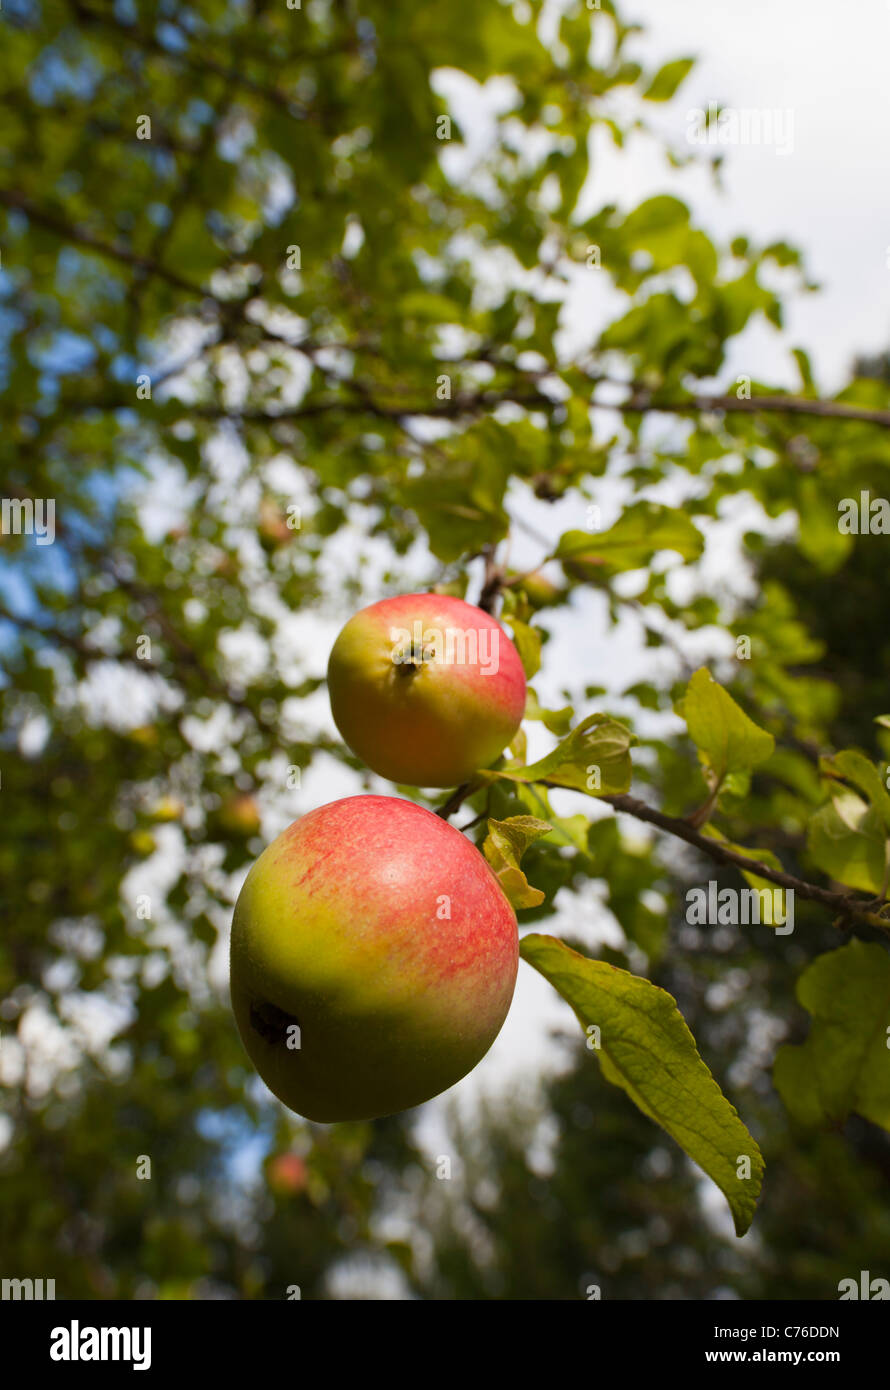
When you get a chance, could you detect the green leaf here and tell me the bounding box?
[508,724,528,764]
[524,686,574,735]
[774,940,890,1131]
[643,58,695,102]
[807,791,887,894]
[820,749,890,831]
[483,816,552,909]
[796,476,853,575]
[792,346,816,393]
[520,934,764,1235]
[544,813,592,856]
[401,445,510,562]
[679,668,775,788]
[397,291,463,322]
[480,714,634,796]
[621,194,690,239]
[509,783,592,857]
[507,617,541,679]
[623,680,662,711]
[701,829,790,926]
[557,502,704,573]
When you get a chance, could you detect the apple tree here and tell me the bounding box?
[2,0,890,1292]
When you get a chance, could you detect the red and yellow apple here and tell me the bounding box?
[327,593,526,787]
[230,794,518,1122]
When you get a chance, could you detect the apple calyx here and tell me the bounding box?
[392,641,436,674]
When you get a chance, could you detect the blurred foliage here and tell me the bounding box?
[2,0,890,1297]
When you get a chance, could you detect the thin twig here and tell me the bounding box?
[477,544,506,615]
[436,783,473,820]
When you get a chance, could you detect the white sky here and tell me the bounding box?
[623,0,890,389]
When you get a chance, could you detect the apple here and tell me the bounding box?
[128,829,156,857]
[230,794,518,1122]
[217,793,262,837]
[266,1152,308,1195]
[510,568,564,610]
[327,593,526,787]
[258,497,294,549]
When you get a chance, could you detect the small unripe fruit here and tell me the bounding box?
[230,795,518,1122]
[218,793,262,837]
[258,498,293,549]
[129,830,156,856]
[513,569,564,610]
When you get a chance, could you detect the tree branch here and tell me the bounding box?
[599,792,886,930]
[0,188,204,297]
[69,0,308,118]
[477,544,506,615]
[68,385,890,433]
[436,783,474,820]
[434,777,890,934]
[594,383,890,430]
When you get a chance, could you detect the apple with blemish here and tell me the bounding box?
[230,795,518,1122]
[326,593,527,787]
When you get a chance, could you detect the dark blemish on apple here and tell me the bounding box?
[251,997,301,1045]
